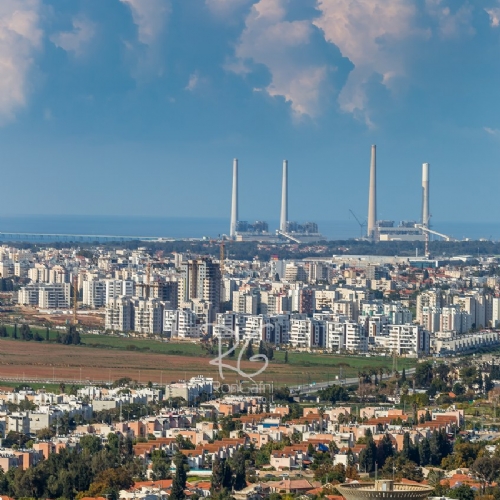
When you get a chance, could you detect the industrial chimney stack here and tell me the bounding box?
[367,145,377,240]
[280,160,288,233]
[422,163,430,228]
[230,158,238,238]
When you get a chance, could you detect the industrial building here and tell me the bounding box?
[229,158,324,243]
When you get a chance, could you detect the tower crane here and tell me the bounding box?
[349,209,367,238]
[73,275,78,325]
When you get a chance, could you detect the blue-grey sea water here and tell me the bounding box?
[0,215,497,242]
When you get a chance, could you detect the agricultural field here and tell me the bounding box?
[0,333,416,387]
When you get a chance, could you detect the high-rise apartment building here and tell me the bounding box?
[178,258,221,319]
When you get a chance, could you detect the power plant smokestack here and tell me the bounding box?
[280,160,288,233]
[367,145,377,240]
[230,158,238,238]
[422,162,430,227]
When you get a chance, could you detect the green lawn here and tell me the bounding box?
[80,334,205,356]
[0,381,80,393]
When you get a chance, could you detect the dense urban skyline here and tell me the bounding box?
[0,0,499,224]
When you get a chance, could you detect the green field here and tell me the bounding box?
[0,325,417,385]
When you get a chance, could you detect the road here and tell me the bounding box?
[288,367,416,395]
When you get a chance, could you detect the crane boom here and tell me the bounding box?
[349,209,367,238]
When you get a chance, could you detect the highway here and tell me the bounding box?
[288,367,416,395]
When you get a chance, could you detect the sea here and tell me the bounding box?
[0,215,498,242]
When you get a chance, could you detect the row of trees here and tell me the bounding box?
[0,323,81,345]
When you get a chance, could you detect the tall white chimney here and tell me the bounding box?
[280,160,288,233]
[367,145,377,240]
[230,158,238,238]
[422,162,430,227]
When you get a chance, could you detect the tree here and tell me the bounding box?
[414,361,433,387]
[171,452,189,500]
[471,456,500,492]
[244,341,254,361]
[151,450,171,481]
[228,337,235,358]
[212,456,225,493]
[418,438,431,466]
[358,431,376,473]
[45,326,50,341]
[233,450,247,491]
[284,351,288,364]
[259,340,266,355]
[267,345,274,361]
[427,469,445,489]
[376,434,394,468]
[12,323,17,339]
[448,484,475,500]
[20,324,32,341]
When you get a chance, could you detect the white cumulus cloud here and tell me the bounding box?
[50,16,96,57]
[230,0,332,118]
[486,7,500,27]
[484,127,500,138]
[205,0,254,17]
[0,0,43,124]
[313,0,418,124]
[120,0,170,46]
[425,0,474,38]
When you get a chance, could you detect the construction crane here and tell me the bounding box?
[72,275,78,325]
[349,209,367,238]
[146,260,151,299]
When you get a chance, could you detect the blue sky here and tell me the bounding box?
[1,0,500,227]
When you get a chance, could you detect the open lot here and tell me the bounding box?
[0,335,416,387]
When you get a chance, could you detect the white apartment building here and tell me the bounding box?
[28,264,49,283]
[39,283,71,309]
[132,298,163,335]
[387,324,429,357]
[214,312,240,340]
[289,318,324,348]
[314,290,338,311]
[260,291,289,316]
[383,303,412,325]
[19,283,71,309]
[268,315,290,344]
[105,296,132,332]
[105,280,135,305]
[49,265,69,284]
[18,285,40,306]
[164,309,200,339]
[344,322,368,353]
[232,290,258,315]
[0,261,14,278]
[325,320,346,352]
[82,280,106,308]
[13,261,29,278]
[242,315,271,343]
[416,289,442,324]
[490,297,500,327]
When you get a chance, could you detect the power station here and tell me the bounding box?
[365,146,452,245]
[228,147,452,245]
[229,159,323,243]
